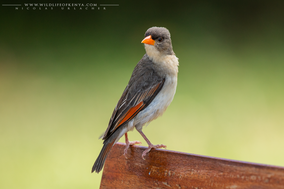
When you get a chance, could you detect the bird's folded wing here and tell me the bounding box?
[102,78,165,140]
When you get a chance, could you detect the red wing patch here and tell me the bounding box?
[116,101,145,128]
[102,80,165,140]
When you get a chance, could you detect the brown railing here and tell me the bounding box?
[99,142,284,189]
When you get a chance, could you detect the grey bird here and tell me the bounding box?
[92,26,179,173]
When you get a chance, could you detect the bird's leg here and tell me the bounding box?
[137,130,167,160]
[123,132,142,157]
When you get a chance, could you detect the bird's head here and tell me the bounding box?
[141,27,174,60]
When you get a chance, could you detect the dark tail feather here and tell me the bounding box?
[92,138,116,173]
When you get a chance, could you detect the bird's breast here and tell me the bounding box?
[130,54,179,131]
[152,74,177,115]
[134,74,177,130]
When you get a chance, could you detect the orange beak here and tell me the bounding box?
[141,35,155,46]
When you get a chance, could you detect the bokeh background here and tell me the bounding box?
[1,0,284,188]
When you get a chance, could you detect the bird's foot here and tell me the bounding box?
[142,144,167,160]
[123,140,142,158]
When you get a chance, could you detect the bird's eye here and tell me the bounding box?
[158,37,163,42]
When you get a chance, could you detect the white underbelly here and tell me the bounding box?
[132,75,177,131]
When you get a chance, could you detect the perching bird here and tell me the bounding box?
[92,26,179,173]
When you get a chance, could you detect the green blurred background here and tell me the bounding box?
[1,0,284,188]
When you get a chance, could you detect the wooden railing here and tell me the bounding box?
[99,142,284,189]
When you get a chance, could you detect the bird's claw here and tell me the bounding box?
[142,144,167,160]
[123,141,142,158]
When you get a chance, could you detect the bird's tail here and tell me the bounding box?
[91,136,116,173]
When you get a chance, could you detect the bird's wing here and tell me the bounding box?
[101,58,165,140]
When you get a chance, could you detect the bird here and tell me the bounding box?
[92,26,179,173]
